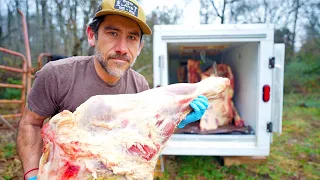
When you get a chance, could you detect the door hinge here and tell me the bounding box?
[267,122,273,133]
[269,57,275,69]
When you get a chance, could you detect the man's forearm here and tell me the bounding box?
[17,123,43,177]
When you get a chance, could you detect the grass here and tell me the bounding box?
[0,93,319,179]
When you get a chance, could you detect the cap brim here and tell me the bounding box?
[96,10,152,35]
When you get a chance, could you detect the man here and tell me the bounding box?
[17,0,208,179]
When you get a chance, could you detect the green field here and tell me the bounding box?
[0,93,319,180]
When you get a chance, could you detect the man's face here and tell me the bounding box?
[94,15,143,77]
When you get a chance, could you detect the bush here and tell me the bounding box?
[0,78,22,100]
[284,53,320,94]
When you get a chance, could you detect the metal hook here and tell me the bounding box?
[200,50,206,63]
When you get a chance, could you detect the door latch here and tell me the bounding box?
[269,57,275,69]
[267,122,273,133]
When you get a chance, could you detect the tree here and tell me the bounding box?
[40,0,48,52]
[222,0,309,54]
[302,2,320,49]
[74,0,97,56]
[291,0,309,55]
[275,28,295,63]
[54,0,68,55]
[225,0,293,24]
[200,0,241,24]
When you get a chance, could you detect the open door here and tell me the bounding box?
[271,44,285,134]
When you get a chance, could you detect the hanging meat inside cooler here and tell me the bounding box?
[187,59,201,83]
[187,59,244,131]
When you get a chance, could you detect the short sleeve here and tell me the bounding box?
[27,63,59,117]
[141,77,150,91]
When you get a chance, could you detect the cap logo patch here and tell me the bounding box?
[114,0,138,17]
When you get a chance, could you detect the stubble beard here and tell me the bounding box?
[94,47,136,78]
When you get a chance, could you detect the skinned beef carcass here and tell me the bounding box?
[38,76,230,180]
[187,59,201,83]
[199,64,244,130]
[187,59,244,131]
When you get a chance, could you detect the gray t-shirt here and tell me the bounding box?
[28,56,150,117]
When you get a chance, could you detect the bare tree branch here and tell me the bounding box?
[209,0,222,18]
[0,28,19,42]
[227,0,240,4]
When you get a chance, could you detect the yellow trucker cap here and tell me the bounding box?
[95,0,152,35]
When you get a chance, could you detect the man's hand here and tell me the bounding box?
[178,95,209,128]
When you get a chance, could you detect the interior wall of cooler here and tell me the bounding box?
[168,55,180,84]
[221,42,259,131]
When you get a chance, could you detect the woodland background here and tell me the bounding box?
[0,0,319,179]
